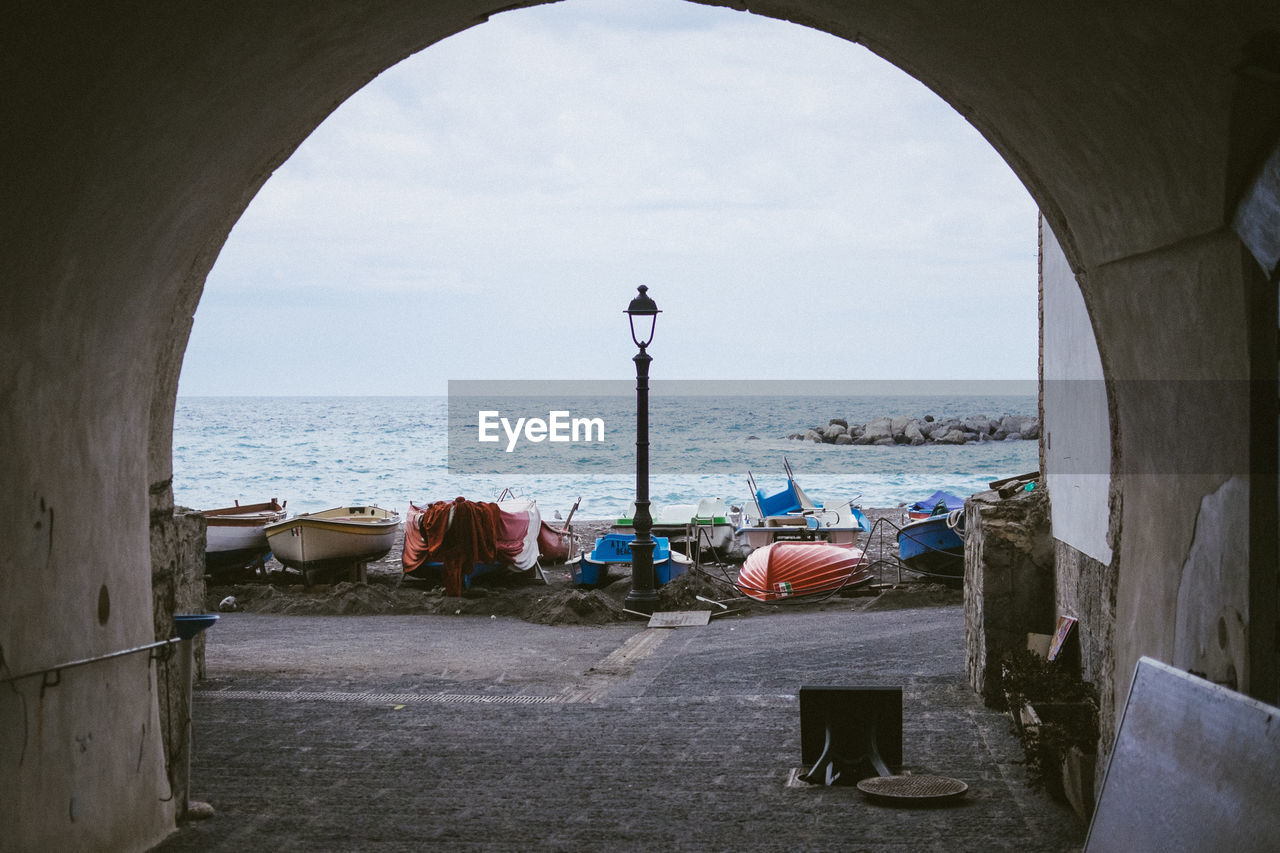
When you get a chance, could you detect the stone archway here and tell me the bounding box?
[4,3,1278,847]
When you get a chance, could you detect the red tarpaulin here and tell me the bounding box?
[403,497,536,595]
[403,498,501,596]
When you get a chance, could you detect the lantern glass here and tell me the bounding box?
[625,285,660,348]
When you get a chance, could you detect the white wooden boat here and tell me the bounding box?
[264,505,399,583]
[201,498,288,575]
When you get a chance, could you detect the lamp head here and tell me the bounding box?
[625,285,661,349]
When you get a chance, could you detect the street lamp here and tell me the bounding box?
[625,285,661,614]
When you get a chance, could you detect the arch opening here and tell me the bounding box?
[5,1,1280,847]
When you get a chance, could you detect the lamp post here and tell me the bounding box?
[624,285,661,614]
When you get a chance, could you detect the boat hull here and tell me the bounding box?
[568,552,692,589]
[736,542,871,602]
[205,543,272,575]
[537,520,575,562]
[264,505,399,578]
[568,534,691,588]
[897,515,964,580]
[202,500,288,574]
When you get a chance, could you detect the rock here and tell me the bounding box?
[787,413,1038,444]
[873,437,896,447]
[863,416,893,442]
[218,595,238,612]
[186,801,216,820]
[963,415,993,435]
[998,414,1024,436]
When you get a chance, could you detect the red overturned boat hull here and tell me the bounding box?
[736,542,872,602]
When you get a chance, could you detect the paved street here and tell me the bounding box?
[154,605,1083,851]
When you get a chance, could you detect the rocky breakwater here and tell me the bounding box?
[788,413,1039,446]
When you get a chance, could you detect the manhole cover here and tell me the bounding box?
[856,774,968,804]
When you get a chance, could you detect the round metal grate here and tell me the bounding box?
[856,774,969,804]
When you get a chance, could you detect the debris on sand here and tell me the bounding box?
[526,589,627,626]
[859,583,962,611]
[658,568,742,611]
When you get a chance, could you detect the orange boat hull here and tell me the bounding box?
[737,542,871,602]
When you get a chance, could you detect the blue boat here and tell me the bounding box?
[567,533,692,589]
[897,511,965,581]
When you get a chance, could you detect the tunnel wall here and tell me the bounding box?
[2,2,1277,846]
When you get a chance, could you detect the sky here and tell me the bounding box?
[178,0,1040,397]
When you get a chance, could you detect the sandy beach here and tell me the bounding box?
[206,508,962,624]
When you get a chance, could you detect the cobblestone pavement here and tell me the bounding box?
[153,606,1084,852]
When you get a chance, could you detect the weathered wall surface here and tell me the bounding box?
[0,4,445,847]
[1172,478,1251,692]
[152,508,207,817]
[1053,539,1115,753]
[1040,220,1259,747]
[1089,234,1256,715]
[965,487,1056,703]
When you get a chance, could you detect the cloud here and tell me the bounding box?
[185,0,1037,396]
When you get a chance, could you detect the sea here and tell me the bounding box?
[172,394,1039,520]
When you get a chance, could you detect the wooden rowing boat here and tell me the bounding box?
[201,498,288,575]
[736,541,871,602]
[264,504,399,583]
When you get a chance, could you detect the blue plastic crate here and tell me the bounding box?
[587,533,674,563]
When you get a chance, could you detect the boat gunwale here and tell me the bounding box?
[202,499,287,524]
